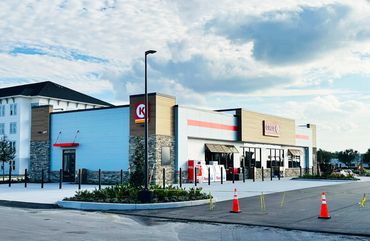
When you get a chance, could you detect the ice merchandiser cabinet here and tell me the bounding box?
[188,160,226,183]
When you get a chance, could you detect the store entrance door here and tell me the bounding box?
[63,149,76,182]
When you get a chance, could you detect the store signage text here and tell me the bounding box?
[135,102,149,124]
[263,120,280,137]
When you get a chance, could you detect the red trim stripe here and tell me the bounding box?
[187,119,238,131]
[296,134,309,140]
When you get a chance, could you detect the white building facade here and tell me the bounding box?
[0,82,111,176]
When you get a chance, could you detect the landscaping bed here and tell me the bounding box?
[63,184,210,203]
[293,173,359,181]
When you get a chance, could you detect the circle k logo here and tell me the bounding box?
[136,104,145,119]
[134,102,149,124]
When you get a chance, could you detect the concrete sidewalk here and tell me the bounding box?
[0,177,368,204]
[0,183,105,204]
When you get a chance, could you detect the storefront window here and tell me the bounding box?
[267,149,284,168]
[242,147,262,168]
[288,154,301,168]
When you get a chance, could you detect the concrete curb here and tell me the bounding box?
[291,178,359,182]
[57,199,211,211]
[0,200,58,209]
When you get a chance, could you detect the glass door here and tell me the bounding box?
[63,149,76,182]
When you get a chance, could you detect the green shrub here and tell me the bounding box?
[64,184,210,203]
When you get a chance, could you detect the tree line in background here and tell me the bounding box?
[317,148,370,174]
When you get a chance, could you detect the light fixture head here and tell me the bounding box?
[145,50,157,55]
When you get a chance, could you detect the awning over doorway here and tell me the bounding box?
[288,149,303,156]
[205,144,239,153]
[53,143,80,147]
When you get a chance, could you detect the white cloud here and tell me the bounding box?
[0,0,369,151]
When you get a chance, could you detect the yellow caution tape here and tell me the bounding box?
[209,192,214,210]
[260,192,266,211]
[360,193,367,208]
[280,192,286,208]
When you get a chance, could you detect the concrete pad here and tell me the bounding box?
[0,183,105,204]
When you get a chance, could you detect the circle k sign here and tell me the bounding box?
[134,102,149,124]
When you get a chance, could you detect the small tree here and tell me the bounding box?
[362,149,370,168]
[0,136,16,181]
[337,149,359,168]
[129,137,145,187]
[317,149,334,175]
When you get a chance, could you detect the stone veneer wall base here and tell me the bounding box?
[29,141,50,182]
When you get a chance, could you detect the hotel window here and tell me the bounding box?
[10,103,17,116]
[10,122,16,134]
[10,141,16,151]
[0,105,4,117]
[0,123,4,135]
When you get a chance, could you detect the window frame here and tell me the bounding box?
[0,105,4,117]
[9,122,17,134]
[10,103,17,116]
[0,123,4,135]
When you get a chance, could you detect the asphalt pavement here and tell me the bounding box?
[114,181,370,237]
[0,206,367,241]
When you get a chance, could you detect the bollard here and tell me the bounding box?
[300,166,302,177]
[221,167,223,184]
[98,169,101,190]
[232,168,235,184]
[78,169,81,190]
[208,167,210,186]
[317,163,320,176]
[312,166,314,176]
[179,168,182,188]
[278,165,281,180]
[59,169,63,189]
[194,167,197,186]
[270,166,273,181]
[262,167,264,182]
[24,169,28,188]
[8,166,12,187]
[253,167,255,182]
[163,168,165,189]
[242,167,245,183]
[120,169,123,185]
[41,169,44,189]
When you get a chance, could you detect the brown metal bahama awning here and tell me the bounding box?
[205,144,239,153]
[288,149,303,156]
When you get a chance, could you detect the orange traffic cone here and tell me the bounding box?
[230,188,241,213]
[318,192,331,219]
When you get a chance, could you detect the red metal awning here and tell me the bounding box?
[53,143,79,147]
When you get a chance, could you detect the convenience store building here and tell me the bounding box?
[29,93,317,184]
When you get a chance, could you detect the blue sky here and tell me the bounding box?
[0,0,369,152]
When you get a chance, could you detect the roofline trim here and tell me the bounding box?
[50,105,129,115]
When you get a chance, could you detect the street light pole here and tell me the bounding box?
[144,50,156,191]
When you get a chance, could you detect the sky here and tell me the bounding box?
[0,0,369,153]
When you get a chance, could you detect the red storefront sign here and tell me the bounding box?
[263,120,280,137]
[134,102,149,124]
